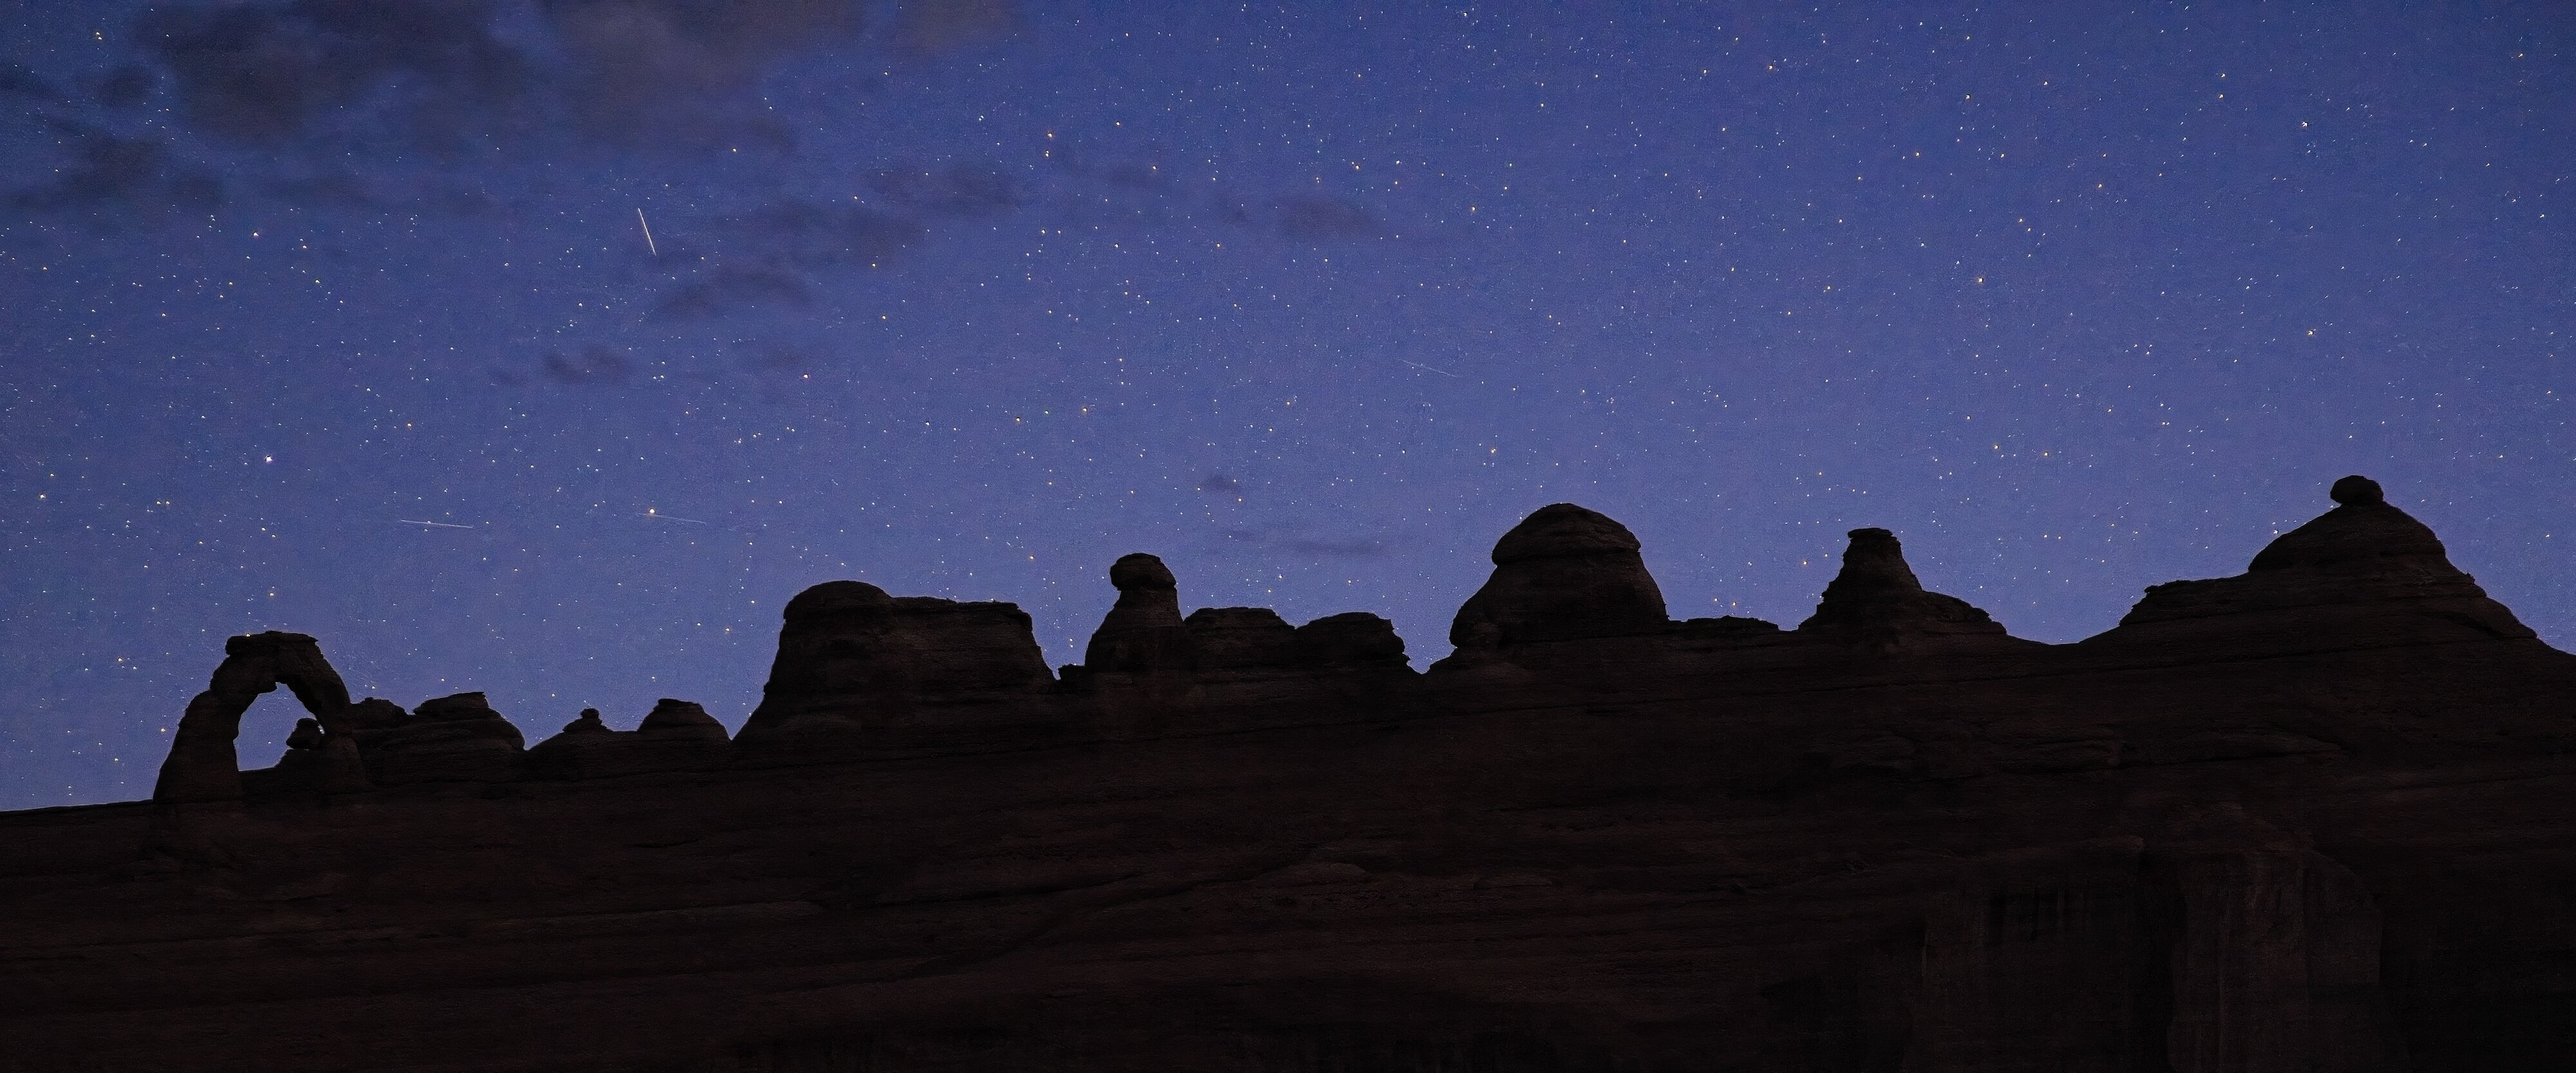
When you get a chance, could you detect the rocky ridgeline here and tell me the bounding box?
[156,477,2537,801]
[4,475,2571,1072]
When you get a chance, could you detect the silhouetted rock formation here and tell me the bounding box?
[1085,551,1199,672]
[9,475,2575,1072]
[737,580,1052,744]
[2096,473,2535,658]
[356,691,526,785]
[1187,606,1300,669]
[1450,503,1667,647]
[1798,527,2014,649]
[153,630,352,802]
[1294,611,1408,669]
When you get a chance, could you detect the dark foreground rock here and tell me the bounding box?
[5,478,2574,1072]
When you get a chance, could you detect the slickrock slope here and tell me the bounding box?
[5,477,2574,1072]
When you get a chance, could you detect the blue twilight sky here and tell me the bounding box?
[3,1,2571,809]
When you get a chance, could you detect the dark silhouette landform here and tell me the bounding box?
[5,475,2573,1071]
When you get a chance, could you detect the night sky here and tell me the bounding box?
[5,1,2571,810]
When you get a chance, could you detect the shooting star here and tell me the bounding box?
[640,508,706,524]
[396,519,476,529]
[1399,359,1461,378]
[637,207,658,256]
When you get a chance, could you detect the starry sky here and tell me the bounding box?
[4,1,2571,809]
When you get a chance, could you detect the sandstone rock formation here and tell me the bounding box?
[6,475,2574,1072]
[1084,551,1199,672]
[1797,527,2018,649]
[1449,503,1667,647]
[735,580,1052,746]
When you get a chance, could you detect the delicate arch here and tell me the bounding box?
[153,631,353,802]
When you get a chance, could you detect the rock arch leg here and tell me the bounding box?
[153,631,354,803]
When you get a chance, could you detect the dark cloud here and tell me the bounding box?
[1273,194,1376,240]
[649,199,925,318]
[549,0,862,148]
[1,61,62,100]
[743,344,817,371]
[869,162,1019,218]
[654,263,813,320]
[129,0,863,151]
[1278,536,1390,558]
[892,0,1018,55]
[262,171,385,209]
[93,66,155,109]
[726,200,926,267]
[541,345,632,384]
[1220,525,1390,558]
[8,126,222,217]
[1198,473,1242,494]
[136,0,537,145]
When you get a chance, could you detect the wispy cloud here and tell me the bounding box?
[1222,526,1390,559]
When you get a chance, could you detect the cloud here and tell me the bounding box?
[647,198,926,318]
[1,61,62,100]
[1277,536,1390,558]
[549,0,864,148]
[93,66,156,109]
[1272,194,1376,240]
[892,0,1018,55]
[724,200,927,267]
[654,263,813,320]
[1220,525,1390,559]
[128,0,866,151]
[8,125,222,217]
[136,0,538,146]
[540,345,631,384]
[869,162,1019,218]
[261,171,387,209]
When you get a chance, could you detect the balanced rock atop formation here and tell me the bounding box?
[1450,503,1668,647]
[740,580,1051,739]
[1085,553,1199,672]
[2104,474,2536,648]
[1797,527,2013,647]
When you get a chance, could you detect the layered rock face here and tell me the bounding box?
[737,580,1052,743]
[6,476,2575,1072]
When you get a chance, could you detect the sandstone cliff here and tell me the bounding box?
[2,477,2571,1072]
